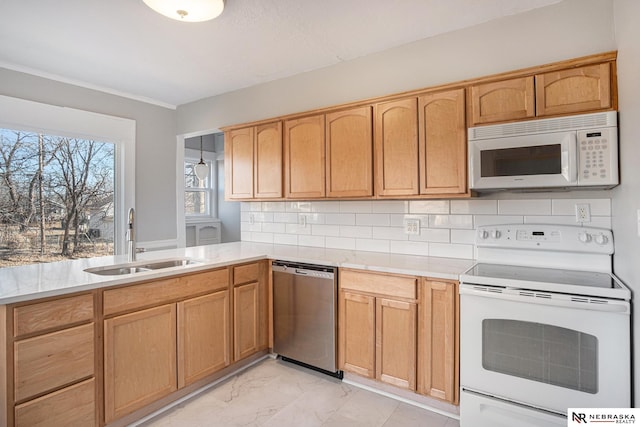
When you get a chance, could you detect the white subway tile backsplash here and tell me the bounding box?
[551,198,611,216]
[356,238,390,253]
[451,200,498,214]
[498,199,551,215]
[372,227,407,241]
[312,224,341,236]
[325,213,356,226]
[339,226,373,239]
[409,200,450,214]
[356,213,391,226]
[240,197,612,260]
[326,236,356,250]
[340,201,372,213]
[390,240,429,256]
[429,215,473,229]
[274,233,298,245]
[372,201,409,214]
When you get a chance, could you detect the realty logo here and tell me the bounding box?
[568,408,638,425]
[572,412,587,423]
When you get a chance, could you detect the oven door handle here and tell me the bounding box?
[459,284,630,314]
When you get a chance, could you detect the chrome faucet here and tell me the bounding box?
[127,207,136,262]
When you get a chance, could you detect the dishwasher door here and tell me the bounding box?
[272,261,338,374]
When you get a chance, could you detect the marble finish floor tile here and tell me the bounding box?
[139,358,459,427]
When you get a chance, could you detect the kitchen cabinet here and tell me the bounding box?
[326,106,373,198]
[418,278,458,404]
[225,121,283,200]
[536,63,611,117]
[102,268,229,423]
[418,88,467,195]
[5,292,98,427]
[469,76,535,126]
[232,261,268,361]
[284,115,326,198]
[374,98,419,197]
[339,269,418,391]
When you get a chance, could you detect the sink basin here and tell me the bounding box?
[85,258,201,276]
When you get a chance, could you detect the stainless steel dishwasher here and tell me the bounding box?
[272,260,342,378]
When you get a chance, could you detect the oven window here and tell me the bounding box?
[482,319,598,394]
[480,145,562,177]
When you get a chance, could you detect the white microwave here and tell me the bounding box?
[468,111,618,191]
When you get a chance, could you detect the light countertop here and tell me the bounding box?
[0,242,475,305]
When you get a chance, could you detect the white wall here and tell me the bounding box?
[611,0,640,408]
[0,69,178,245]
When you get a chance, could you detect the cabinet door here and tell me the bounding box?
[338,291,375,378]
[469,76,535,125]
[376,298,417,390]
[536,63,611,116]
[255,121,283,198]
[178,290,230,388]
[234,282,259,361]
[374,98,419,196]
[418,88,467,195]
[326,107,373,198]
[284,115,325,198]
[104,304,177,423]
[225,127,254,199]
[418,279,457,403]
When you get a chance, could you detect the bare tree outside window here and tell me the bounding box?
[0,128,115,267]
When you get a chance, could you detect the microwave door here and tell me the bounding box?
[470,131,576,190]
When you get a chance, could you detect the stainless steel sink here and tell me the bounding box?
[84,257,201,276]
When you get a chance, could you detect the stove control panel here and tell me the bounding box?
[476,224,614,254]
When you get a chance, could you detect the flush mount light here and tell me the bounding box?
[143,0,225,22]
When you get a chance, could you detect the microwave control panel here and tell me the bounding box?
[577,128,618,185]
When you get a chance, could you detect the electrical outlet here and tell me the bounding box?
[575,203,591,223]
[404,218,420,235]
[299,215,307,228]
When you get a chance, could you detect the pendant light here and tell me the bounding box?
[142,0,225,23]
[194,136,209,181]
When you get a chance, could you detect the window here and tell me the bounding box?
[184,158,213,217]
[0,95,135,266]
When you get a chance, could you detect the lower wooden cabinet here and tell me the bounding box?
[339,291,375,378]
[104,304,177,423]
[232,261,268,362]
[376,298,417,390]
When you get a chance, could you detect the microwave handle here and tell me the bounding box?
[565,132,578,185]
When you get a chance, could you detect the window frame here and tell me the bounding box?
[0,95,135,256]
[184,148,217,221]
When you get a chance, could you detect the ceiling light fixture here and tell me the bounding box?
[194,136,209,181]
[143,0,225,22]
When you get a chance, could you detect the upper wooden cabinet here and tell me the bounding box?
[225,121,282,200]
[469,76,535,126]
[284,115,326,198]
[326,107,373,198]
[418,88,467,195]
[536,63,611,117]
[374,98,419,197]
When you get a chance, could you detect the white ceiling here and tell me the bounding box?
[0,0,562,108]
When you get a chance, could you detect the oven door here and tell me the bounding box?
[469,131,577,190]
[459,284,630,413]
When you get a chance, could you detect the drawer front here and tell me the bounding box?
[103,268,228,316]
[13,293,94,337]
[233,262,260,285]
[15,378,96,427]
[340,269,417,300]
[14,323,94,402]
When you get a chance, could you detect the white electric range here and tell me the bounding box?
[459,224,631,427]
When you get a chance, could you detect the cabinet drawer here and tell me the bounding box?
[340,269,417,300]
[13,293,94,337]
[15,378,96,427]
[103,268,228,315]
[233,262,260,285]
[14,323,94,402]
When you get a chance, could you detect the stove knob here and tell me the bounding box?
[594,234,609,245]
[578,231,592,243]
[490,230,501,239]
[478,230,489,240]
